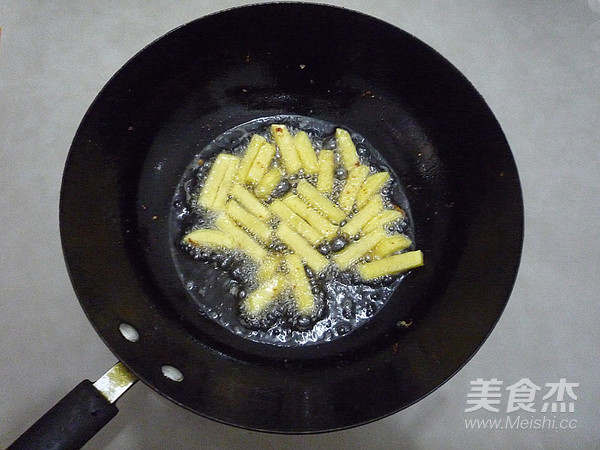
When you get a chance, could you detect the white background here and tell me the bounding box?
[1,1,599,448]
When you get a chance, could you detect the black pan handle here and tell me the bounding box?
[9,363,137,450]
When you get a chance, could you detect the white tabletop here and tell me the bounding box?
[1,1,599,448]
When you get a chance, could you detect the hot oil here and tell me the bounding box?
[169,115,414,347]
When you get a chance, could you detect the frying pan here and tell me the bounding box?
[10,3,523,448]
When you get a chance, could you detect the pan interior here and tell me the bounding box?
[169,114,417,349]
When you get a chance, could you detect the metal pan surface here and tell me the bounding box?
[60,3,523,433]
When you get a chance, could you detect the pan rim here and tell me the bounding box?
[59,2,523,433]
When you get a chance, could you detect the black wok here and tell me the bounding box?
[10,3,523,448]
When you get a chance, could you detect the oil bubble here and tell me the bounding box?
[341,299,355,319]
[334,166,348,180]
[305,266,315,278]
[365,302,377,317]
[231,267,245,282]
[335,323,351,335]
[317,243,330,255]
[356,145,369,157]
[219,255,234,269]
[272,179,291,198]
[330,236,348,252]
[296,315,312,330]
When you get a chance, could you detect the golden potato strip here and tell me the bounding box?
[225,199,272,243]
[335,128,360,170]
[243,275,285,317]
[362,208,405,234]
[356,171,390,209]
[236,134,266,183]
[229,183,271,221]
[341,196,384,237]
[357,250,424,280]
[293,131,318,175]
[214,214,267,262]
[212,155,240,209]
[276,223,329,273]
[286,253,315,315]
[282,194,338,239]
[337,164,370,212]
[197,153,236,209]
[296,179,346,224]
[269,200,322,245]
[371,234,412,258]
[247,141,276,184]
[258,254,281,283]
[183,229,237,249]
[333,228,386,270]
[254,166,282,199]
[316,149,335,193]
[270,124,302,174]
